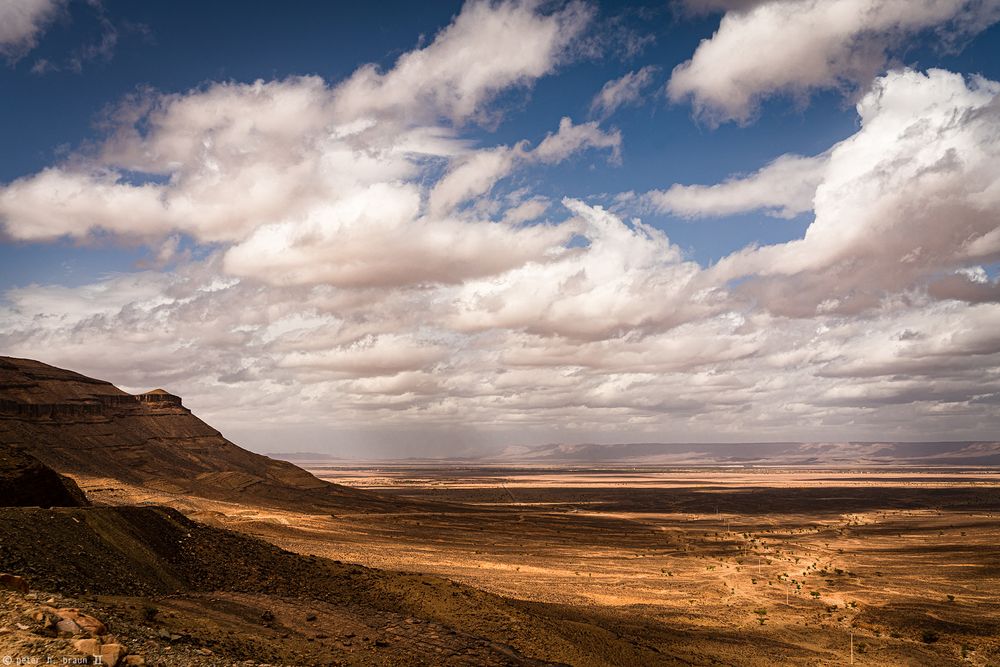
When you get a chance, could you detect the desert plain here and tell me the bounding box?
[75,464,1000,666]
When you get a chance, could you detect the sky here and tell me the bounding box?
[2,0,1000,458]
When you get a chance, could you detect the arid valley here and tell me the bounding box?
[69,461,1000,665]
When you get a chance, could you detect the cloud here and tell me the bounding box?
[532,117,622,164]
[676,0,772,15]
[710,68,1000,315]
[501,196,550,225]
[0,0,63,61]
[667,0,1000,124]
[331,0,593,124]
[222,182,575,287]
[646,153,828,218]
[447,198,713,340]
[429,147,519,217]
[277,334,448,378]
[4,256,998,447]
[927,268,1000,303]
[428,116,620,216]
[0,1,603,289]
[589,66,659,119]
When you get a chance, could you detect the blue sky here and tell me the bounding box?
[2,0,1000,456]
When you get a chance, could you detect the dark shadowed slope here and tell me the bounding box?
[0,356,394,512]
[0,445,89,508]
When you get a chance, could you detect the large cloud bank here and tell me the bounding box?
[1,1,999,451]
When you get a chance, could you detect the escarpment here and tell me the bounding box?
[0,356,395,512]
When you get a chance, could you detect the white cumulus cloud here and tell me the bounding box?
[668,0,1000,124]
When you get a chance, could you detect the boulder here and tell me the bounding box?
[73,638,99,655]
[56,618,82,635]
[0,573,28,593]
[99,643,126,666]
[57,608,107,635]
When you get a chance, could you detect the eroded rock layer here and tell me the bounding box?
[0,356,390,511]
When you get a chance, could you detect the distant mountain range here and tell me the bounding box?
[265,451,342,461]
[270,440,1000,466]
[489,441,1000,466]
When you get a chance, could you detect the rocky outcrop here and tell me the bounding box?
[136,389,183,406]
[0,588,144,666]
[0,356,395,512]
[0,446,89,508]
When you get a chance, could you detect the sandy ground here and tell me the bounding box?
[75,467,1000,666]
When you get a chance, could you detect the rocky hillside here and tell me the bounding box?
[0,356,391,512]
[0,505,675,666]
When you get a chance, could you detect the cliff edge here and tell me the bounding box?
[0,356,393,511]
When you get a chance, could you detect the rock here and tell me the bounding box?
[56,618,83,635]
[57,608,107,635]
[306,613,317,622]
[99,643,126,666]
[123,657,145,666]
[197,648,213,655]
[0,573,29,594]
[73,638,99,655]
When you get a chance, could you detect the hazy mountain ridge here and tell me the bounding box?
[492,441,1000,466]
